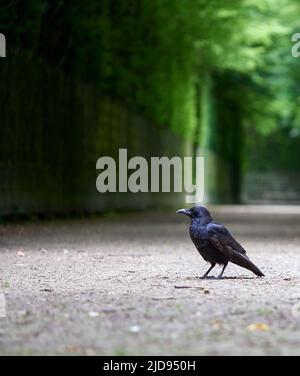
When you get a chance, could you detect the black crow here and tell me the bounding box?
[177,206,264,279]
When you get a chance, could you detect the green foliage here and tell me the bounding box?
[246,127,300,172]
[1,0,300,142]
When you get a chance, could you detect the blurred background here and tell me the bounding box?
[1,0,300,217]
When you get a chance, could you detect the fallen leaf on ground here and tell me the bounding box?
[65,345,81,353]
[210,320,223,330]
[247,323,270,332]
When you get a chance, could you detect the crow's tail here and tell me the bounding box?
[245,260,265,277]
[228,252,265,277]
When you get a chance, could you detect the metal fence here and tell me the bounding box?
[243,172,300,204]
[0,57,186,216]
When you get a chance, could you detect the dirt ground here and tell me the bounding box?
[1,206,300,356]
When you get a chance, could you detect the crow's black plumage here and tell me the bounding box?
[177,206,265,279]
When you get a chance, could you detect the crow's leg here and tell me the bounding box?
[217,263,228,280]
[198,263,216,279]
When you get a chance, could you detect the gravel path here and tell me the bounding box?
[1,206,300,356]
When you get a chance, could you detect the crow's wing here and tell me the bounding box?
[208,222,247,254]
[207,222,264,276]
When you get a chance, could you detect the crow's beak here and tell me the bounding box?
[176,209,192,217]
